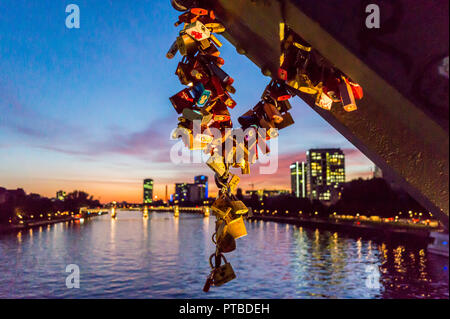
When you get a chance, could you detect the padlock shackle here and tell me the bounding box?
[209,252,227,269]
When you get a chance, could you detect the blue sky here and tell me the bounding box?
[0,0,373,202]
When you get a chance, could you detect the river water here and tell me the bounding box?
[0,211,448,299]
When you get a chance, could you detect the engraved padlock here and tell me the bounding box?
[210,254,236,287]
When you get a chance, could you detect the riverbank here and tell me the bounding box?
[0,217,77,234]
[248,215,433,244]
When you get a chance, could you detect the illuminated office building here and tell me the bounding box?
[174,183,189,203]
[143,179,154,204]
[174,182,202,203]
[194,175,208,199]
[290,161,307,198]
[306,149,345,202]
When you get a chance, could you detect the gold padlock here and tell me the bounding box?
[211,194,231,217]
[298,74,318,95]
[230,199,248,215]
[177,34,197,56]
[205,23,226,33]
[199,38,211,50]
[226,216,247,239]
[228,174,240,193]
[206,154,227,177]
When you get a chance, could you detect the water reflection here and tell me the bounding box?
[0,212,447,299]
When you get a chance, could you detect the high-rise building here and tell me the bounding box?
[194,175,208,199]
[56,190,67,201]
[290,161,307,198]
[143,179,154,204]
[174,183,189,203]
[174,182,202,203]
[306,148,345,202]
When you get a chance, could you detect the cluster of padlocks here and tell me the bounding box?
[278,23,363,112]
[167,5,363,292]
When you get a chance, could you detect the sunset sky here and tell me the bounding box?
[0,1,374,203]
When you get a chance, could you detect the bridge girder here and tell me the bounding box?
[201,0,449,227]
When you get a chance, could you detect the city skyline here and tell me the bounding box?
[0,1,374,203]
[1,147,373,204]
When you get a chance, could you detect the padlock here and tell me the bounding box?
[315,90,333,110]
[166,40,178,59]
[240,160,250,174]
[205,61,231,85]
[213,262,236,286]
[259,117,275,131]
[210,34,223,48]
[210,75,225,98]
[348,79,363,100]
[207,154,227,177]
[182,108,213,125]
[276,99,292,113]
[274,111,294,130]
[209,254,236,287]
[205,22,226,34]
[221,93,237,109]
[228,174,240,193]
[200,41,220,56]
[184,20,211,42]
[238,110,259,129]
[225,84,236,94]
[202,55,225,67]
[190,8,209,16]
[278,67,288,81]
[263,102,283,124]
[203,274,213,293]
[215,219,236,253]
[211,194,231,217]
[192,82,212,107]
[229,199,248,215]
[199,38,211,50]
[298,74,318,95]
[212,104,231,123]
[339,76,357,112]
[176,33,197,56]
[170,88,195,114]
[264,80,291,101]
[175,58,194,85]
[226,216,247,239]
